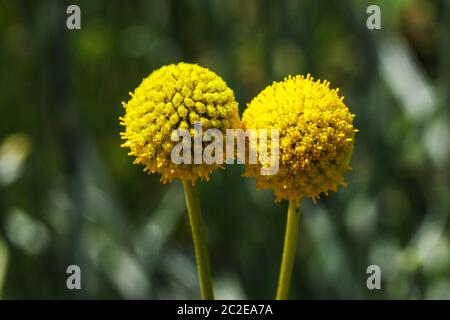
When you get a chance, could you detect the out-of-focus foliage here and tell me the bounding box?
[0,0,449,299]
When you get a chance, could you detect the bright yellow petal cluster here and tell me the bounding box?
[120,62,240,183]
[242,74,357,203]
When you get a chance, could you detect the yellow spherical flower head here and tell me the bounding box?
[120,63,240,183]
[242,74,357,203]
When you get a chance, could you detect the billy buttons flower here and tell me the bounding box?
[242,74,357,203]
[120,62,240,183]
[120,62,239,299]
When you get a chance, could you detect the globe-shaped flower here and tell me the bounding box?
[242,74,357,203]
[120,62,240,183]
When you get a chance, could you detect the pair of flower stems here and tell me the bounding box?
[120,63,356,299]
[182,180,300,300]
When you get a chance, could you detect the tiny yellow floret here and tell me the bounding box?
[120,62,240,183]
[242,74,357,203]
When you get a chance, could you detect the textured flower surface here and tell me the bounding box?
[243,74,357,203]
[120,62,240,183]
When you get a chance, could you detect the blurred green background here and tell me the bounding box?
[0,0,449,299]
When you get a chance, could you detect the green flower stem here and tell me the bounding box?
[182,180,214,300]
[276,200,301,300]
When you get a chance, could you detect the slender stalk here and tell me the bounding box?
[276,200,301,300]
[182,180,214,300]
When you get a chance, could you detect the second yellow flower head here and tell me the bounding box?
[243,74,357,203]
